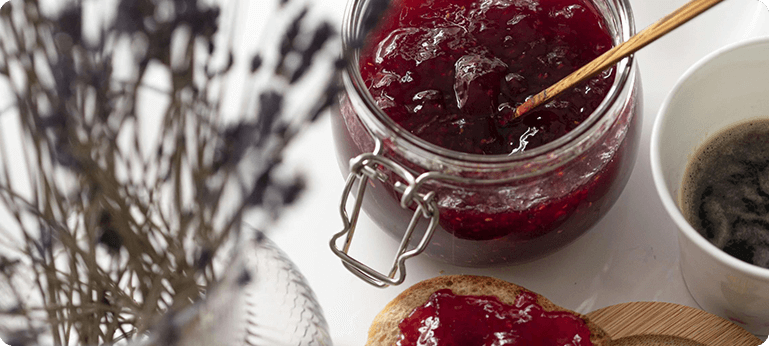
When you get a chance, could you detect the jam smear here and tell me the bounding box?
[360,0,615,155]
[397,289,593,346]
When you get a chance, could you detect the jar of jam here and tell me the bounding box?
[330,0,641,287]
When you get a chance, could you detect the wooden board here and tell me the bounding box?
[586,302,761,346]
[609,335,706,346]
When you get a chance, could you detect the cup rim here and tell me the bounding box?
[650,35,769,280]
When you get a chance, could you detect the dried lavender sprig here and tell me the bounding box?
[0,0,343,344]
[290,21,335,83]
[276,7,309,76]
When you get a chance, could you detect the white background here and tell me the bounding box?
[0,0,768,345]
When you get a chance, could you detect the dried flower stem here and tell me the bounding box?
[0,0,342,344]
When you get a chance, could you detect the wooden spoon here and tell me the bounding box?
[513,0,727,118]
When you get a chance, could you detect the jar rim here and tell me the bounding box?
[340,0,637,165]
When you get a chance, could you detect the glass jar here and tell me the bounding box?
[330,0,641,286]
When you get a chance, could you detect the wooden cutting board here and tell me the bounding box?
[585,302,762,346]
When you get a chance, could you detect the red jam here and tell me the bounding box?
[397,289,593,346]
[332,0,640,264]
[360,0,615,154]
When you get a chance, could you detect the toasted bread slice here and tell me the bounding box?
[366,275,611,346]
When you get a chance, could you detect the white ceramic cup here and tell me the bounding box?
[651,37,769,336]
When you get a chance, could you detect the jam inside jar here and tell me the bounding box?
[332,0,641,267]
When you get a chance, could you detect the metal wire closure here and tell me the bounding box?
[330,145,440,288]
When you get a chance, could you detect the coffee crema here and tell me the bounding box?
[681,119,769,269]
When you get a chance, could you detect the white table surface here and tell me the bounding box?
[0,0,767,345]
[266,0,769,345]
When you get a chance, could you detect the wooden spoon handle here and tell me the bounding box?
[513,0,727,118]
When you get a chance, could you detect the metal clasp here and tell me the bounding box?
[330,149,439,288]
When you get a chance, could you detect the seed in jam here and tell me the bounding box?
[360,0,615,155]
[397,289,593,346]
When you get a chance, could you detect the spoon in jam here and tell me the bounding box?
[513,0,727,118]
